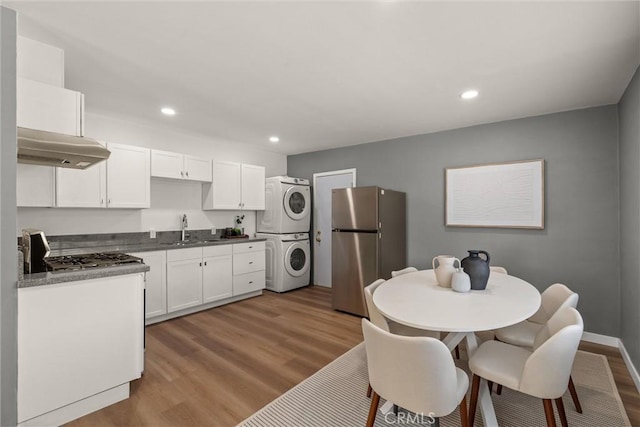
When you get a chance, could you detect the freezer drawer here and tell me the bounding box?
[331,231,378,317]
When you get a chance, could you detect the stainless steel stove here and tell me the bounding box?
[45,252,143,272]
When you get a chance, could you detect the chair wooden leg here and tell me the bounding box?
[366,383,372,398]
[468,374,481,427]
[492,336,503,395]
[555,397,568,427]
[455,345,460,359]
[542,399,557,427]
[460,394,468,427]
[568,375,583,413]
[366,391,380,427]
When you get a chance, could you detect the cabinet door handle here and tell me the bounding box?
[249,261,253,264]
[186,171,189,178]
[249,281,253,284]
[101,198,104,206]
[108,198,111,205]
[204,261,207,266]
[199,262,202,267]
[181,171,184,178]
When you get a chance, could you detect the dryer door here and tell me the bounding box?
[283,185,310,221]
[284,241,310,277]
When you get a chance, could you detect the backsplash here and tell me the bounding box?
[18,229,227,256]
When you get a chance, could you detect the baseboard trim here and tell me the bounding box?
[145,290,263,325]
[18,383,129,426]
[619,340,640,393]
[582,331,621,347]
[581,331,640,394]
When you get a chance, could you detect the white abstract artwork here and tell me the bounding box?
[446,159,544,229]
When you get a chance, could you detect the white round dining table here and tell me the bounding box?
[373,269,541,427]
[373,269,541,333]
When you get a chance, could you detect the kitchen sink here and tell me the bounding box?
[162,241,195,246]
[162,239,221,247]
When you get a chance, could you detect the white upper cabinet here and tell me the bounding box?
[20,144,148,209]
[55,162,107,208]
[17,37,65,87]
[106,143,150,208]
[150,150,182,180]
[151,149,212,182]
[183,155,212,182]
[16,164,56,207]
[203,161,265,210]
[17,78,83,136]
[206,161,241,209]
[241,164,266,210]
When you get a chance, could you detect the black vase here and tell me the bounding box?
[461,250,491,290]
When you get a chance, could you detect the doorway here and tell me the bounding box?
[312,169,356,287]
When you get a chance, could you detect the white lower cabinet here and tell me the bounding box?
[203,245,233,303]
[167,247,203,313]
[137,242,265,323]
[18,274,144,425]
[129,250,167,319]
[232,242,266,295]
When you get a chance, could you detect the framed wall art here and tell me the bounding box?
[445,159,545,229]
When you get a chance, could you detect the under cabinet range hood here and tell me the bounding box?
[17,127,110,169]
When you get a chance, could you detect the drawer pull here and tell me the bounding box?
[249,261,253,264]
[248,246,253,249]
[249,281,253,284]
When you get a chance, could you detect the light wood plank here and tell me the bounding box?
[65,286,640,426]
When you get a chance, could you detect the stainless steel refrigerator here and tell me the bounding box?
[331,186,406,317]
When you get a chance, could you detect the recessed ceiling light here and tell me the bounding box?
[161,107,176,116]
[269,136,280,143]
[460,90,479,100]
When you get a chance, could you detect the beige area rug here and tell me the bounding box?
[237,343,631,427]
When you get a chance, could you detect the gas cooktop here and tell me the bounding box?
[45,252,143,272]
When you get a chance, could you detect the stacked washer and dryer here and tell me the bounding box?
[256,176,311,292]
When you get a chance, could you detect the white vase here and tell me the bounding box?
[432,255,461,288]
[452,268,471,293]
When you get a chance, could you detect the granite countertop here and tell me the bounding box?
[18,232,266,289]
[44,233,266,257]
[19,263,150,289]
[65,236,267,256]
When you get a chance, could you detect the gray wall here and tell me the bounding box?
[619,66,640,367]
[0,7,18,426]
[289,106,620,336]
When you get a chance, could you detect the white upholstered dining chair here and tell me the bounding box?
[362,319,470,427]
[489,266,508,275]
[493,283,582,412]
[469,306,584,427]
[363,279,441,399]
[391,266,418,277]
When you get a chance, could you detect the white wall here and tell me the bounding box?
[17,110,287,236]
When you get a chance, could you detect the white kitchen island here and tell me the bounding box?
[17,271,145,426]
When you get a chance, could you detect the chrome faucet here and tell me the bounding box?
[181,214,189,241]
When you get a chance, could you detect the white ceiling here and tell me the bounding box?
[6,1,640,155]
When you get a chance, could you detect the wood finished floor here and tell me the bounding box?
[66,286,640,426]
